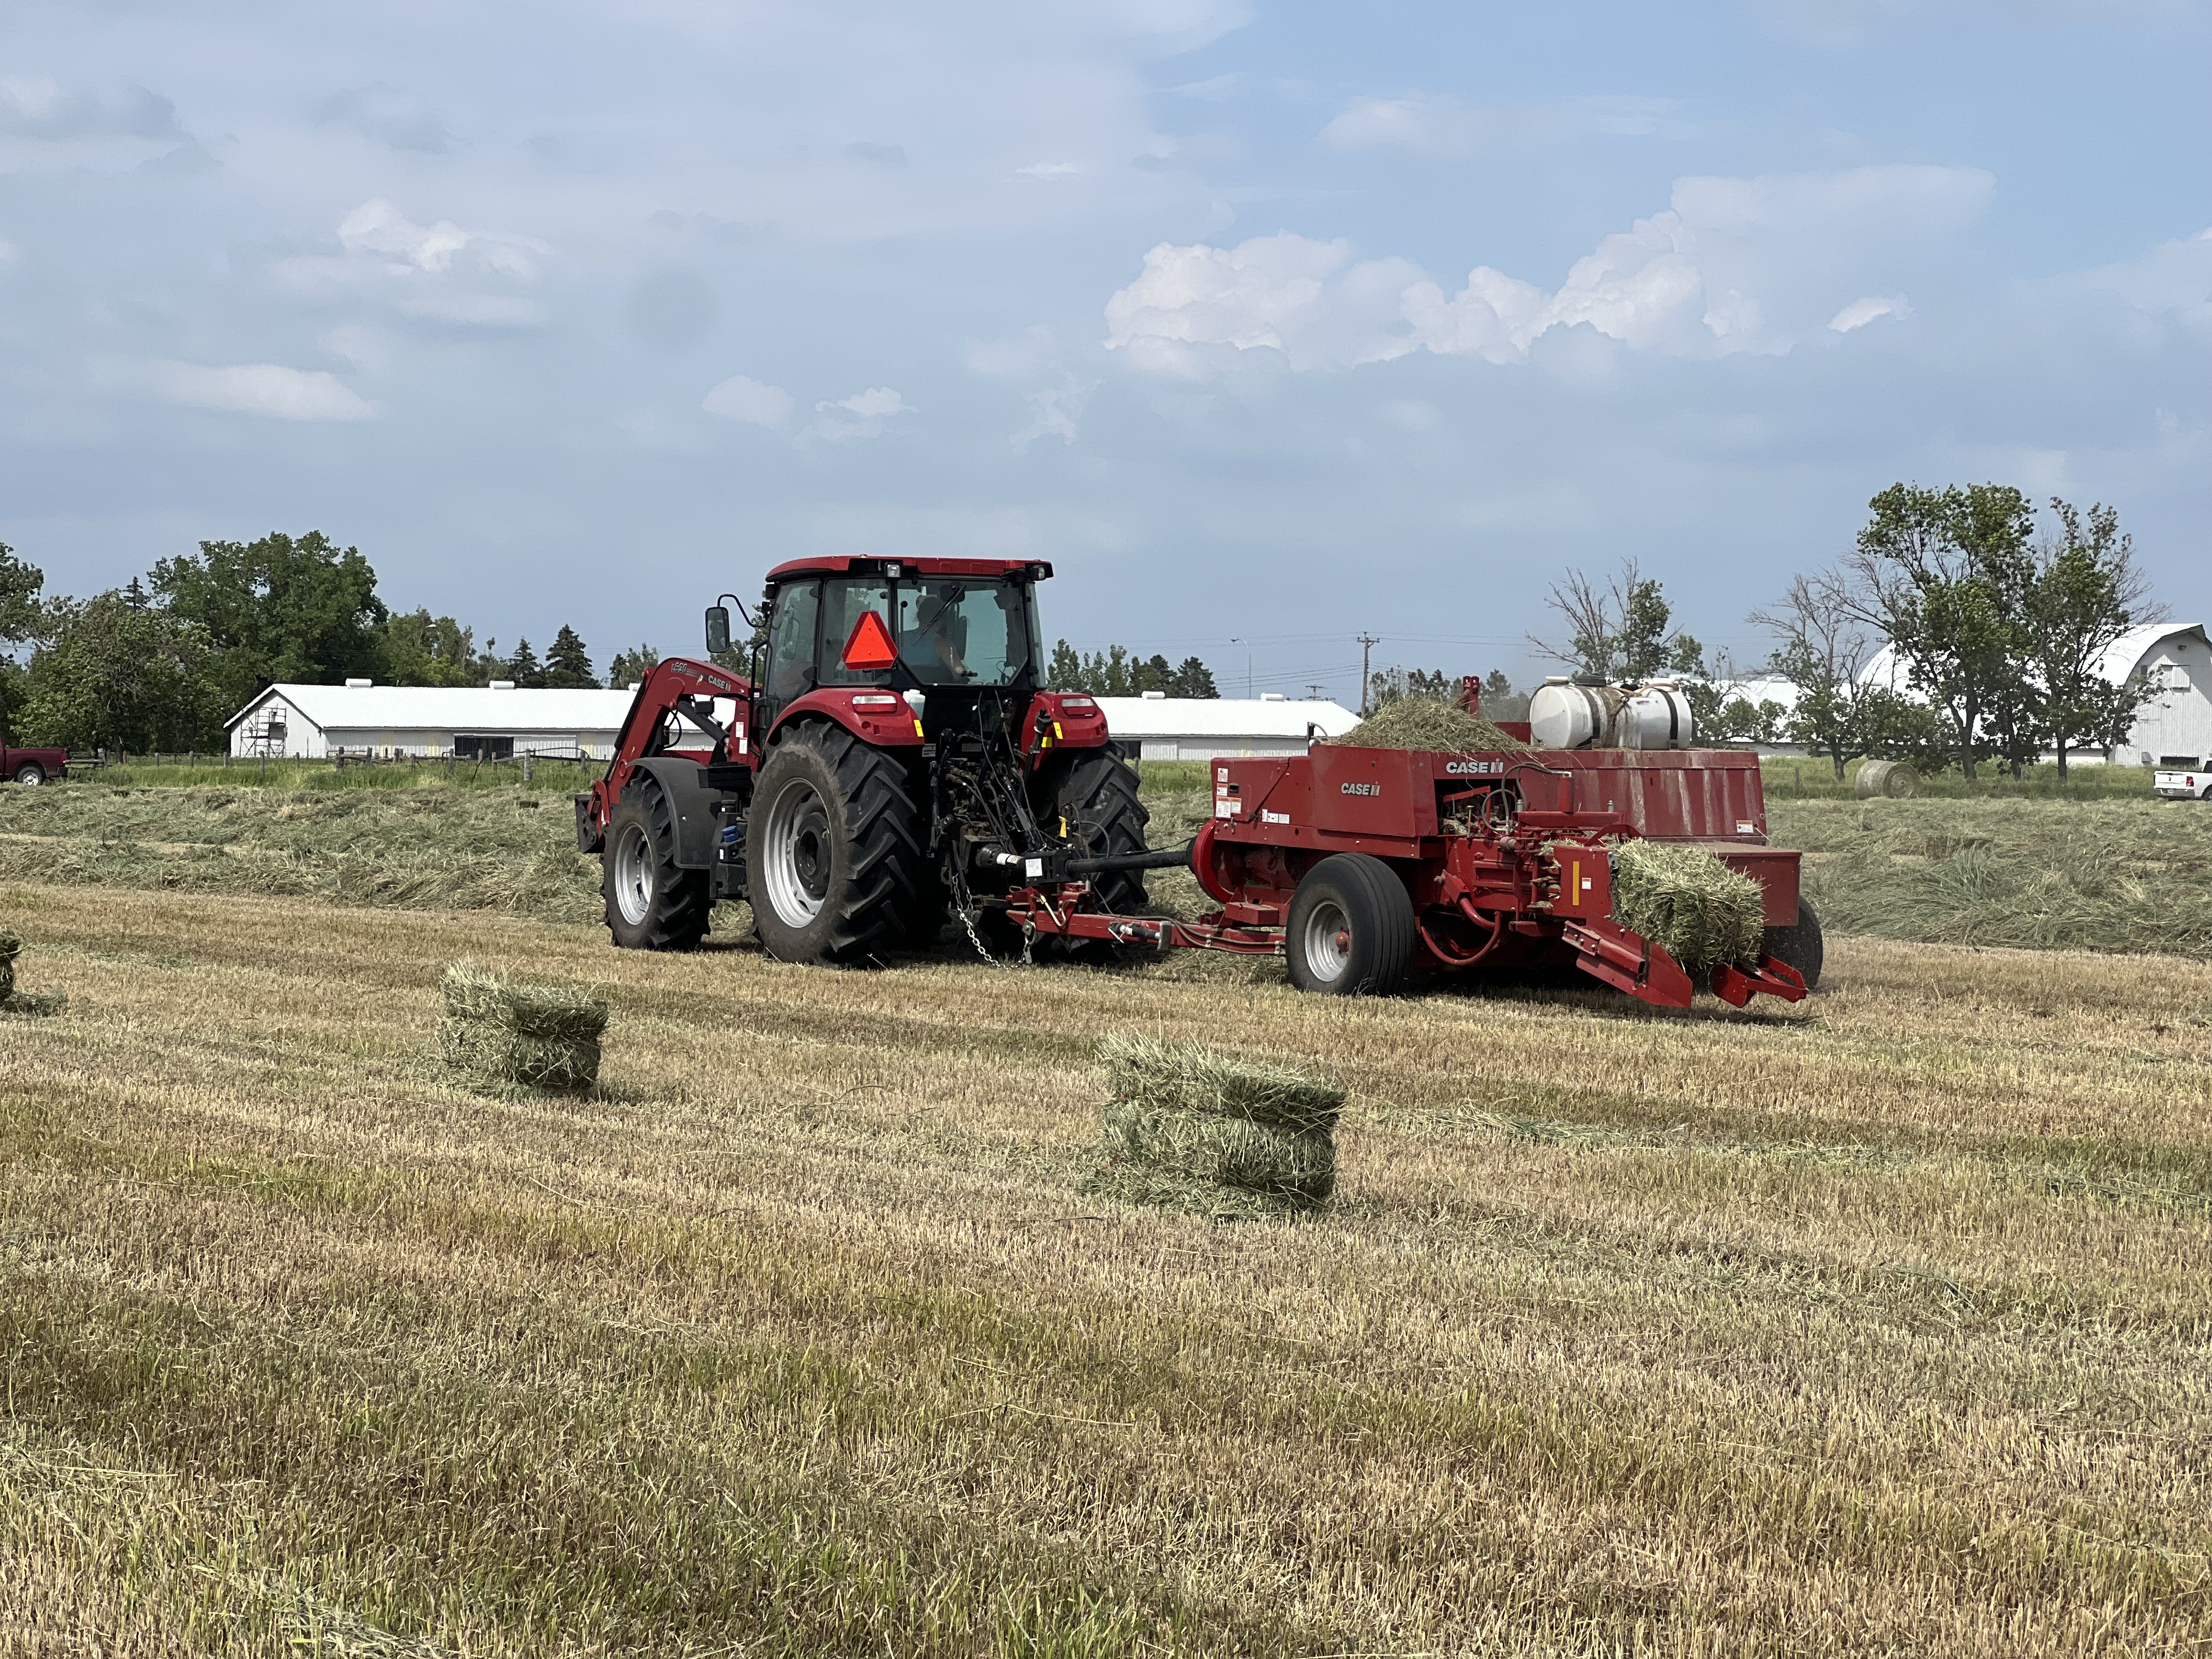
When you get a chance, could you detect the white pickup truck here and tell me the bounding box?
[2155,768,2212,800]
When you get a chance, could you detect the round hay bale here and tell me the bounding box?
[1100,1103,1335,1208]
[1856,759,1921,799]
[1100,1033,1344,1132]
[1607,839,1765,971]
[1333,696,1531,755]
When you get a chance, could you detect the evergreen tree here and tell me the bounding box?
[543,624,599,689]
[502,637,544,688]
[1170,656,1218,698]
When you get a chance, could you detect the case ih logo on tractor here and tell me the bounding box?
[575,555,1816,1009]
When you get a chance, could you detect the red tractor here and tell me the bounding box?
[578,555,1816,1009]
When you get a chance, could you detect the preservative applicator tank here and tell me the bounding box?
[1529,678,1697,750]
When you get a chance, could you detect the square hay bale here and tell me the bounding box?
[1100,1032,1345,1132]
[1091,1034,1342,1217]
[0,927,63,1014]
[1333,696,1530,755]
[1607,839,1766,972]
[438,961,607,1094]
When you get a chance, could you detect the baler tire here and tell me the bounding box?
[1054,749,1152,915]
[1762,896,1824,992]
[746,723,924,966]
[602,779,711,951]
[1286,854,1416,996]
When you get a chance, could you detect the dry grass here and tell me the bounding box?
[4,878,2212,1655]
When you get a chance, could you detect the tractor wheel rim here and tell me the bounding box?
[1304,898,1351,981]
[613,822,656,926]
[764,779,832,926]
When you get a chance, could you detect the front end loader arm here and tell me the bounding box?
[580,657,751,850]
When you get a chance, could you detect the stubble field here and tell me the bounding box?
[4,858,2211,1655]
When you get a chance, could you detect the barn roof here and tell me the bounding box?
[226,683,641,733]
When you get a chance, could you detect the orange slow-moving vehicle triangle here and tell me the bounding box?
[841,610,900,670]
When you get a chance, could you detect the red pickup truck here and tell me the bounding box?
[0,741,67,785]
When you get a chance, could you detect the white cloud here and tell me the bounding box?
[0,76,183,141]
[1106,165,1993,372]
[810,386,912,442]
[337,199,475,273]
[1016,161,1081,179]
[1829,294,1910,331]
[140,361,377,421]
[702,374,794,425]
[1014,375,1094,445]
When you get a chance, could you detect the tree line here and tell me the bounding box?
[1372,482,2156,780]
[1044,642,1218,698]
[0,532,662,752]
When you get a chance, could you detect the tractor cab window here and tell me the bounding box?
[763,580,821,700]
[816,579,896,687]
[895,580,1031,687]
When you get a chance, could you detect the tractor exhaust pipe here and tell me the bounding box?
[1066,843,1195,876]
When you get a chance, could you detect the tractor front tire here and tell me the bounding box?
[746,723,925,966]
[1286,853,1415,996]
[1762,896,1824,991]
[603,778,712,951]
[1053,749,1150,913]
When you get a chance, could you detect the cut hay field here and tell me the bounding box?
[4,880,2212,1655]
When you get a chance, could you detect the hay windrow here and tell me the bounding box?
[1101,1032,1345,1132]
[1609,839,1767,970]
[1333,696,1531,755]
[438,962,607,1094]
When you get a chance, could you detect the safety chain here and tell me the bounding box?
[949,861,1032,968]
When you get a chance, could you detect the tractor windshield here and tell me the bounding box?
[810,575,1036,690]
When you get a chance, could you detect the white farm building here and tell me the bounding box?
[1857,622,2212,768]
[1093,692,1361,760]
[223,682,1362,764]
[227,682,640,760]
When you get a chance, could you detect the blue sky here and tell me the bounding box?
[3,0,2207,701]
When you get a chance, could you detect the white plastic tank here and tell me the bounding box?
[1528,678,1695,750]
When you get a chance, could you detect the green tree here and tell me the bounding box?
[1478,670,1530,723]
[543,625,599,689]
[1531,560,1703,684]
[380,608,483,687]
[501,637,544,688]
[0,541,52,741]
[1368,666,1452,708]
[1846,483,2036,780]
[151,530,388,713]
[1170,656,1218,698]
[19,590,224,751]
[2028,499,2160,779]
[607,645,661,688]
[1046,639,1085,691]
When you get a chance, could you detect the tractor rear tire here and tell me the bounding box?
[1286,853,1416,996]
[1762,896,1824,991]
[747,722,925,966]
[603,777,712,951]
[1054,749,1150,913]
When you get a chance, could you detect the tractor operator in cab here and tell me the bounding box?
[905,583,972,681]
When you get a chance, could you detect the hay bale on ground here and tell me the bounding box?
[0,927,65,1015]
[438,961,607,1093]
[1334,696,1531,755]
[1856,759,1921,799]
[1101,1032,1345,1132]
[1088,1034,1342,1216]
[1608,839,1766,972]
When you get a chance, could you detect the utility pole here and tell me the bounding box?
[1307,684,1327,701]
[1230,636,1251,698]
[1356,633,1381,715]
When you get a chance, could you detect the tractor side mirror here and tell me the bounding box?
[704,606,731,656]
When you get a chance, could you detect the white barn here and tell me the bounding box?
[227,683,640,760]
[1857,622,2212,767]
[1094,692,1360,760]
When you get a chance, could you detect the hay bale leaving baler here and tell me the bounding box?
[1334,696,1531,755]
[1607,840,1766,973]
[1088,1034,1344,1216]
[438,961,608,1093]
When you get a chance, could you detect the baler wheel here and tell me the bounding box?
[602,777,711,951]
[746,721,925,966]
[1286,853,1416,996]
[1760,897,1824,991]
